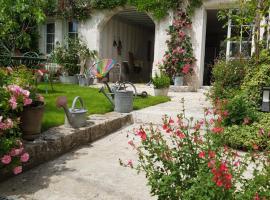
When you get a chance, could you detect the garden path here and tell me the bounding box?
[0,87,210,200]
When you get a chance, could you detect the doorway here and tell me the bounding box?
[203,10,227,85]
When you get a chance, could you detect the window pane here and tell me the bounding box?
[46,44,54,54]
[47,23,55,33]
[69,21,78,33]
[231,25,241,40]
[47,34,55,43]
[241,42,252,57]
[230,42,240,57]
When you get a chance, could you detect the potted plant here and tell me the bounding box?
[1,67,45,140]
[51,39,80,84]
[152,73,170,96]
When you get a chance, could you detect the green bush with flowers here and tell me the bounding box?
[121,99,270,200]
[0,66,44,175]
[160,9,196,78]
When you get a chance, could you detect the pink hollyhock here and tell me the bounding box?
[169,118,174,124]
[223,110,229,117]
[13,166,22,175]
[198,151,205,159]
[162,124,168,130]
[208,150,216,159]
[20,153,29,163]
[23,97,32,106]
[1,155,12,165]
[9,96,17,110]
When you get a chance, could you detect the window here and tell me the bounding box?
[68,21,78,39]
[46,23,55,54]
[226,10,253,59]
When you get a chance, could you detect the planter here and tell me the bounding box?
[174,76,184,86]
[77,75,94,87]
[154,88,169,96]
[114,90,133,113]
[20,102,45,141]
[59,75,78,84]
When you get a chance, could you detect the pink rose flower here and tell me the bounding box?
[5,118,13,129]
[21,89,30,97]
[20,153,29,163]
[13,166,22,175]
[10,148,23,156]
[9,96,17,110]
[8,85,22,97]
[23,97,32,106]
[1,155,12,165]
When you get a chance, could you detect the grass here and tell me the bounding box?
[38,83,170,131]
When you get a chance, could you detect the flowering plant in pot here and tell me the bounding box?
[0,67,45,140]
[160,9,196,86]
[121,99,270,200]
[152,73,171,96]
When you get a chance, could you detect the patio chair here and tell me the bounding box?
[89,59,120,82]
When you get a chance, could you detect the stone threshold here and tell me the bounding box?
[0,112,133,182]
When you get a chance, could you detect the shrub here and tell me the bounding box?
[219,113,270,150]
[241,64,270,107]
[152,73,171,89]
[209,58,247,101]
[121,102,270,200]
[222,93,258,126]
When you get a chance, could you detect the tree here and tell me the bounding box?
[0,0,47,52]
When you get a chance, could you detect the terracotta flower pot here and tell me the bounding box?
[20,102,45,141]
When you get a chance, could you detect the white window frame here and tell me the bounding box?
[226,10,254,60]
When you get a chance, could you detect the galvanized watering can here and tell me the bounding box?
[56,96,88,128]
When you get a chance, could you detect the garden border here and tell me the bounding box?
[0,112,133,181]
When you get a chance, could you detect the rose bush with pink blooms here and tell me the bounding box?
[0,66,44,175]
[121,99,270,200]
[160,9,196,77]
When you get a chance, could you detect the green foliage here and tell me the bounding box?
[51,38,96,76]
[152,73,171,89]
[219,113,270,151]
[121,104,270,199]
[0,0,47,51]
[223,93,258,126]
[241,64,270,106]
[47,0,202,21]
[160,10,196,78]
[209,58,247,101]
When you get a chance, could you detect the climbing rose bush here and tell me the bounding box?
[121,100,270,200]
[160,9,196,77]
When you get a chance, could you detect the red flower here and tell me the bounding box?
[208,150,216,159]
[194,123,201,131]
[128,140,135,147]
[176,130,185,139]
[223,110,229,117]
[163,124,168,130]
[137,130,147,141]
[182,64,191,74]
[198,151,205,159]
[211,127,224,134]
[169,118,174,124]
[253,192,260,200]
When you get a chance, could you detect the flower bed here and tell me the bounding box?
[121,100,270,200]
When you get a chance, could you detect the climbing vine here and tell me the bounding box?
[46,0,202,21]
[160,9,196,78]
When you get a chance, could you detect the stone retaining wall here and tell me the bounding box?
[0,112,133,181]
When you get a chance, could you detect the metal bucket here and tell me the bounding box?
[174,76,184,86]
[114,90,133,113]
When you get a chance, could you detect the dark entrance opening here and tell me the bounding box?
[203,10,227,86]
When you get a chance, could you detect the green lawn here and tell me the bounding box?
[38,83,170,131]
